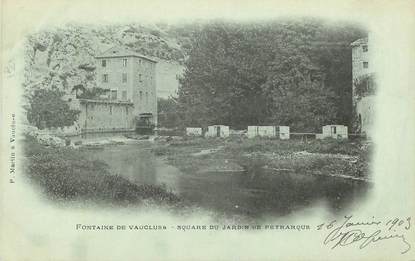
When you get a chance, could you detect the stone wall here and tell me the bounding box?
[351,36,375,137]
[356,95,375,136]
[70,99,134,132]
[131,57,158,125]
[351,38,372,82]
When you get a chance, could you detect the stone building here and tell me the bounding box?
[351,37,375,136]
[71,47,158,133]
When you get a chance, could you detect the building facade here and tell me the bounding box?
[95,47,158,125]
[70,47,158,133]
[351,37,375,136]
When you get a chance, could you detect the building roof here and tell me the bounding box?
[350,37,368,47]
[95,46,157,63]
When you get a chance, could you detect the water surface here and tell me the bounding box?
[83,140,370,218]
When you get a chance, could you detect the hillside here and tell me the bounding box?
[24,23,186,98]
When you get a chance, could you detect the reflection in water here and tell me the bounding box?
[85,143,370,218]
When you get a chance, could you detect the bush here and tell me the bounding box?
[26,89,80,129]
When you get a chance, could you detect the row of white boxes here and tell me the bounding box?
[185,124,348,139]
[186,125,230,138]
[185,125,289,139]
[246,125,348,139]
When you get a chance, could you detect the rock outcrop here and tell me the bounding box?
[24,23,186,98]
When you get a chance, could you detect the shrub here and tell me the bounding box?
[26,89,80,129]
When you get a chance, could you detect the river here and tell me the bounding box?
[78,135,371,219]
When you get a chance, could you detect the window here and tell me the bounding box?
[139,74,142,82]
[139,91,143,101]
[102,60,106,67]
[138,59,142,65]
[331,126,337,134]
[102,74,108,83]
[362,45,368,52]
[109,106,112,115]
[111,90,117,100]
[363,62,369,68]
[122,58,128,67]
[122,73,127,83]
[122,90,127,100]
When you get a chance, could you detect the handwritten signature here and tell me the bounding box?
[317,215,412,254]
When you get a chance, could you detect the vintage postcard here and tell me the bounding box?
[1,0,414,260]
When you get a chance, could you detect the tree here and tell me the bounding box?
[177,20,366,131]
[72,84,86,97]
[26,89,80,129]
[157,97,180,128]
[72,85,109,99]
[263,53,338,131]
[177,22,271,128]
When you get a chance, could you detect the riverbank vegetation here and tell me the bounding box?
[23,135,181,206]
[151,137,372,180]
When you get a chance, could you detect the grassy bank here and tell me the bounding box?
[23,136,181,206]
[151,137,372,179]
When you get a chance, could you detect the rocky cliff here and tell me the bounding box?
[24,23,186,98]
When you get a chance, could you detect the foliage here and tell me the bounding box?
[177,19,366,131]
[74,85,110,99]
[264,53,338,131]
[26,88,80,129]
[353,74,376,98]
[157,97,181,128]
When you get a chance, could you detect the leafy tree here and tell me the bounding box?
[26,89,80,129]
[263,53,338,131]
[72,84,86,97]
[177,22,271,128]
[157,97,180,128]
[177,20,366,131]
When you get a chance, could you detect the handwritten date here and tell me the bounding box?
[317,215,411,254]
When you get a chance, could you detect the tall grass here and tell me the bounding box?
[24,136,181,205]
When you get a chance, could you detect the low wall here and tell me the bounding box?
[37,123,81,137]
[72,99,135,132]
